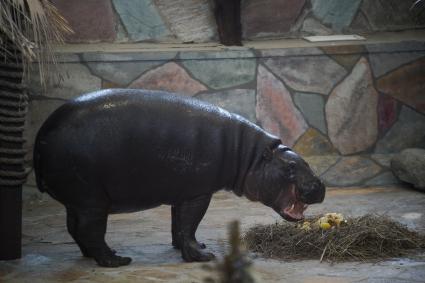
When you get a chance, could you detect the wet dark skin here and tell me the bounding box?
[34,89,325,267]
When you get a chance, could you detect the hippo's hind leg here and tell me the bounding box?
[66,207,90,257]
[171,205,206,250]
[174,194,215,262]
[68,207,131,267]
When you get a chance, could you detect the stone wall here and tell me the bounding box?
[50,0,425,43]
[26,41,425,187]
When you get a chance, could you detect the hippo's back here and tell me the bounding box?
[34,89,277,212]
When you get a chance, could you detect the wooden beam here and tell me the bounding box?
[0,186,22,260]
[213,0,242,46]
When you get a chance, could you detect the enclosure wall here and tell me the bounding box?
[49,0,425,43]
[26,40,425,187]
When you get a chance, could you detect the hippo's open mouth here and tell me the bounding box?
[276,185,308,222]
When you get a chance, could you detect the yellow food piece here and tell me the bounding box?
[301,221,311,231]
[320,222,331,230]
[325,213,344,227]
[318,216,329,225]
[316,213,345,229]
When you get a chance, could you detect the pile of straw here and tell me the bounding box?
[243,214,425,262]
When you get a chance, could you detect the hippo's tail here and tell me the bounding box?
[33,134,46,193]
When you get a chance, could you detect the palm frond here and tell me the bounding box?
[0,0,72,86]
[411,0,425,25]
[411,0,424,9]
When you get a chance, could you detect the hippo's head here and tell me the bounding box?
[244,145,325,222]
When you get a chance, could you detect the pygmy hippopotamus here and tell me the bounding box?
[34,89,325,267]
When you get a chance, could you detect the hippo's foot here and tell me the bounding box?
[82,248,117,258]
[181,240,215,262]
[172,239,206,250]
[89,247,132,267]
[94,253,132,268]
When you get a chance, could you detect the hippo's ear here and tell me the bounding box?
[263,143,283,161]
[283,161,297,181]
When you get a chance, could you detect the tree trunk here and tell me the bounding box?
[214,0,242,46]
[0,42,27,260]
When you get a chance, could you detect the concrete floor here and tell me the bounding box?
[1,185,424,283]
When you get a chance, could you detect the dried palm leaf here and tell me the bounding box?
[0,0,72,86]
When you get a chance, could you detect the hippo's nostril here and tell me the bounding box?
[301,181,326,204]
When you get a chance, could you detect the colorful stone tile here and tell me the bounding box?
[112,0,170,41]
[349,11,371,31]
[51,0,116,42]
[304,155,340,176]
[196,89,256,123]
[360,0,425,30]
[101,80,125,89]
[154,0,216,43]
[321,45,366,71]
[301,17,333,36]
[378,94,398,136]
[83,52,177,86]
[293,92,327,134]
[375,106,425,153]
[322,156,382,186]
[181,51,256,90]
[364,171,400,186]
[367,43,425,78]
[116,19,129,43]
[376,57,425,114]
[256,65,308,146]
[370,154,396,168]
[128,62,207,96]
[241,0,305,38]
[311,0,362,31]
[263,48,347,95]
[293,128,337,156]
[29,63,101,100]
[326,57,378,155]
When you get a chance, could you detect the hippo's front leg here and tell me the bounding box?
[174,194,215,262]
[172,205,206,250]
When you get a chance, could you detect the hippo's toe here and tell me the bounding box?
[95,254,132,267]
[181,240,215,262]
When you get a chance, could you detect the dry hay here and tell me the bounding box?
[243,214,425,262]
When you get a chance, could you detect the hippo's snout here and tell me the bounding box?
[276,180,325,222]
[299,180,326,205]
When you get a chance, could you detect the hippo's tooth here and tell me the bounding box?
[290,204,295,211]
